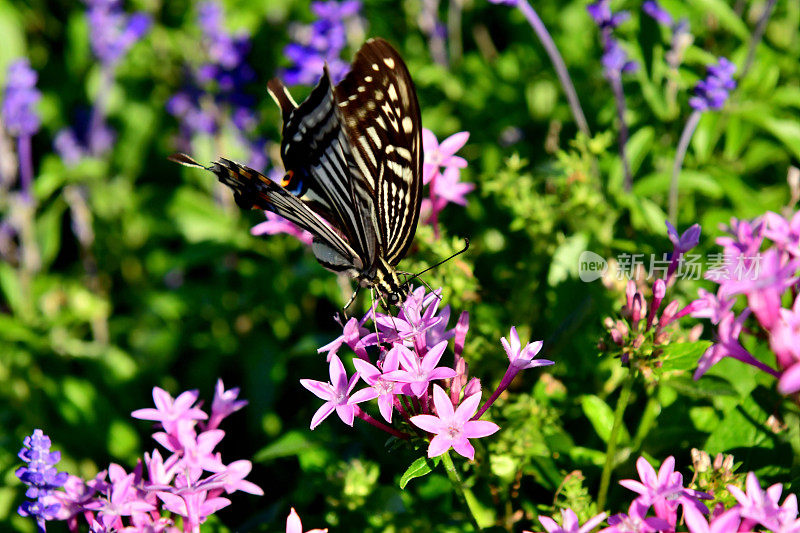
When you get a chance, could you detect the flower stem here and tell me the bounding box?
[741,0,776,79]
[17,135,33,203]
[597,370,634,510]
[515,0,591,138]
[472,368,514,420]
[610,75,632,191]
[668,110,702,224]
[441,451,483,531]
[354,406,408,439]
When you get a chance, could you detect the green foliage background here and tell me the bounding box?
[2,0,800,531]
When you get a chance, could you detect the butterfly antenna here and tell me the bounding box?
[404,237,470,287]
[167,152,212,170]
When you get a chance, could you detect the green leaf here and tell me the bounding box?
[399,456,433,489]
[633,171,723,198]
[626,126,655,176]
[254,430,316,462]
[692,0,749,39]
[741,114,800,161]
[547,233,589,286]
[659,341,713,373]
[580,395,630,444]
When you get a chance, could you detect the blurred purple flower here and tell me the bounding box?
[86,0,151,67]
[602,38,638,79]
[282,1,363,86]
[587,0,630,32]
[728,472,800,532]
[689,57,736,111]
[602,501,670,533]
[2,59,41,137]
[683,505,741,533]
[642,1,673,26]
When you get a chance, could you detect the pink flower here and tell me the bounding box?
[727,472,800,533]
[409,384,499,460]
[431,165,475,207]
[206,379,248,430]
[286,507,328,533]
[349,347,403,423]
[422,128,469,185]
[779,361,800,395]
[382,341,457,397]
[769,294,800,369]
[683,505,741,533]
[300,355,360,429]
[619,456,709,527]
[695,309,779,380]
[601,501,670,533]
[764,211,800,256]
[318,314,371,362]
[251,211,313,245]
[537,508,607,533]
[501,326,549,371]
[688,288,735,325]
[131,388,208,435]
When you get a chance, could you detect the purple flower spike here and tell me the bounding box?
[689,57,736,111]
[602,38,638,79]
[300,354,360,429]
[87,0,152,67]
[383,341,457,397]
[642,1,673,26]
[410,385,499,460]
[2,59,41,137]
[16,429,69,529]
[587,0,630,31]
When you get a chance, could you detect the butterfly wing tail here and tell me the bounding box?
[267,78,297,120]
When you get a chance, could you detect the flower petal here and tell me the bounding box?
[427,434,453,458]
[431,384,455,419]
[450,436,475,460]
[309,402,335,430]
[410,414,446,434]
[438,131,470,158]
[462,420,500,439]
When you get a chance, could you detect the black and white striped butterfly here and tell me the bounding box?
[170,38,422,306]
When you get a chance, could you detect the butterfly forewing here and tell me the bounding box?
[272,70,378,269]
[334,38,423,266]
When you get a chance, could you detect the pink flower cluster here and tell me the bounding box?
[531,456,800,533]
[43,380,262,532]
[603,222,702,364]
[687,212,800,394]
[302,286,553,460]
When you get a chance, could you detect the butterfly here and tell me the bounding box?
[170,38,423,307]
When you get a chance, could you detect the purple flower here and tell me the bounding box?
[689,57,736,111]
[688,288,735,325]
[764,210,800,256]
[587,0,630,31]
[300,354,360,429]
[501,326,549,371]
[2,59,41,137]
[318,314,371,362]
[15,429,69,529]
[281,1,363,86]
[383,341,457,397]
[86,0,152,67]
[602,38,638,79]
[666,221,701,253]
[642,1,673,26]
[409,385,499,460]
[131,387,208,436]
[537,508,608,533]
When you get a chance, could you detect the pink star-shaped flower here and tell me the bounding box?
[286,507,328,533]
[300,355,360,429]
[409,384,499,460]
[383,341,456,397]
[422,129,469,185]
[536,508,607,533]
[349,346,403,423]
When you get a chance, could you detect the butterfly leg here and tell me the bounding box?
[342,284,361,315]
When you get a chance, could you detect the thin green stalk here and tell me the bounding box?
[597,371,634,510]
[668,110,701,224]
[631,389,660,452]
[441,451,483,531]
